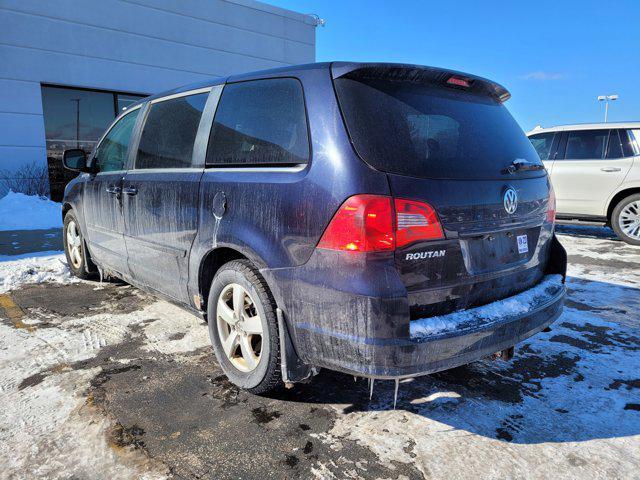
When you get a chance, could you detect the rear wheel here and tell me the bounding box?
[207,260,282,394]
[63,211,93,279]
[611,194,640,246]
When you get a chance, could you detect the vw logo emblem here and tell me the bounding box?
[503,187,518,214]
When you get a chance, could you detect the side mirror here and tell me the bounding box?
[62,149,88,172]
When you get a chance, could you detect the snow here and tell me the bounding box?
[317,227,640,479]
[410,274,564,338]
[0,221,637,478]
[141,314,210,355]
[0,191,62,231]
[0,298,207,479]
[0,251,76,294]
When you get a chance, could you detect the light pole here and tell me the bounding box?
[597,94,618,123]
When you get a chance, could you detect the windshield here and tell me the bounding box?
[334,76,542,179]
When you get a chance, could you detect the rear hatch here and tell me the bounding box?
[332,63,554,318]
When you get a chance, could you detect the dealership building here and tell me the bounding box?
[0,0,317,200]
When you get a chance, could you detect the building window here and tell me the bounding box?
[41,85,146,201]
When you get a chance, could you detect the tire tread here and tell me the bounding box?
[211,259,282,394]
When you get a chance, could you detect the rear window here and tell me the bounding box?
[334,76,541,179]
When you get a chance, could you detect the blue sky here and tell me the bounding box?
[268,0,640,131]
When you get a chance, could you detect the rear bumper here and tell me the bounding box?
[262,235,567,380]
[294,274,565,378]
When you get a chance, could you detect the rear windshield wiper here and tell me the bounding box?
[502,158,545,174]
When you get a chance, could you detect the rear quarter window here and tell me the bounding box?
[624,129,640,156]
[206,78,309,167]
[528,132,556,161]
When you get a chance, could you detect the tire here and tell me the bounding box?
[611,193,640,246]
[207,259,282,394]
[63,211,93,279]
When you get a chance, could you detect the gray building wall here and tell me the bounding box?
[0,0,316,197]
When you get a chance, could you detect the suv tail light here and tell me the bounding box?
[317,195,444,252]
[546,184,556,223]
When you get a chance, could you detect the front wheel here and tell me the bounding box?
[63,211,93,279]
[611,194,640,246]
[207,259,282,394]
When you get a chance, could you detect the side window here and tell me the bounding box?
[528,132,556,161]
[605,130,623,159]
[206,78,309,166]
[94,109,140,173]
[136,92,208,169]
[622,129,640,157]
[564,129,609,160]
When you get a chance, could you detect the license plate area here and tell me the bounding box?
[463,227,539,274]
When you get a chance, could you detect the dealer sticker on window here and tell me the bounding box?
[517,234,529,254]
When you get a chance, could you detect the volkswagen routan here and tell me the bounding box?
[61,62,567,394]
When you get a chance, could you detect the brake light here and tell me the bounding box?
[447,76,471,88]
[317,195,395,252]
[546,184,556,223]
[317,195,445,252]
[395,198,444,247]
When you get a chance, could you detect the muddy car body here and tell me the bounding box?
[61,62,567,393]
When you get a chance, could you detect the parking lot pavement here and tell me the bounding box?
[0,226,638,480]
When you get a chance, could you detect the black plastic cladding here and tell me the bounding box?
[62,61,566,381]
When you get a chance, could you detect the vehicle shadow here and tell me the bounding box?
[270,276,640,445]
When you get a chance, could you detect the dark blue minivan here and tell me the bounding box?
[62,62,566,394]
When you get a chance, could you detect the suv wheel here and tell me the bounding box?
[612,193,640,246]
[63,211,93,279]
[207,260,282,394]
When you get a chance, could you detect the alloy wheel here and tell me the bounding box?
[619,200,640,240]
[66,220,83,269]
[216,283,263,372]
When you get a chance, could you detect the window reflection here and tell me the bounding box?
[41,85,145,200]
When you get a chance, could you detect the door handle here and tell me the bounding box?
[123,186,138,196]
[105,185,121,195]
[601,167,621,172]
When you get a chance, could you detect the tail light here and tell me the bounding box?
[317,195,444,252]
[546,184,556,223]
[394,198,444,247]
[317,195,395,252]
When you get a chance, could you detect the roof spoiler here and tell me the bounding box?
[331,62,511,103]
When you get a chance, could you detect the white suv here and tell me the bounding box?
[528,122,640,245]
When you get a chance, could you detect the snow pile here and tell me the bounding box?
[141,312,210,355]
[0,251,76,293]
[0,191,62,231]
[410,274,564,338]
